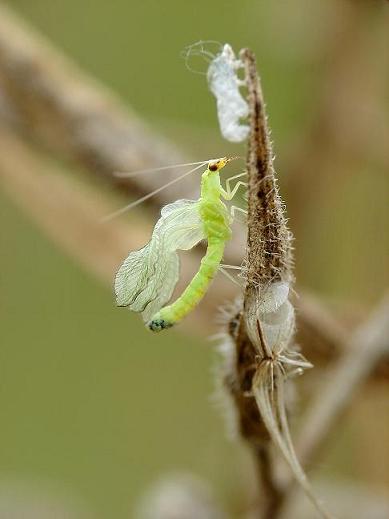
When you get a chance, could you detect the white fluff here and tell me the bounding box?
[207,44,249,142]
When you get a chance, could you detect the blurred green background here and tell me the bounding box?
[1,0,388,517]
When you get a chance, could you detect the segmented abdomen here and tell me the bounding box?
[148,200,230,331]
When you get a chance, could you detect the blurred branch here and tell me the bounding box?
[297,293,389,467]
[0,4,192,203]
[275,293,389,515]
[0,124,142,284]
[295,293,389,382]
[284,0,389,230]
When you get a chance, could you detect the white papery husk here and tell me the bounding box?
[207,44,249,143]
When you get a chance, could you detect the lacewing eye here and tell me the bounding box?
[209,163,218,172]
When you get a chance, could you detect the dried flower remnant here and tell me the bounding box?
[248,287,334,518]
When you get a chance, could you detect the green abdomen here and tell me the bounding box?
[148,201,231,332]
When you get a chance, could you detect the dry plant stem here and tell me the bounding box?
[223,48,293,518]
[235,50,336,519]
[241,52,292,289]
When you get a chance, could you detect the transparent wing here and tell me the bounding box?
[115,199,205,321]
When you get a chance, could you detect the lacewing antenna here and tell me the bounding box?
[102,162,207,222]
[182,40,223,75]
[114,160,211,178]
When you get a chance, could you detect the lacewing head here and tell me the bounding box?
[207,156,239,172]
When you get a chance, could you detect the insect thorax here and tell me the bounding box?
[199,199,231,241]
[199,169,231,241]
